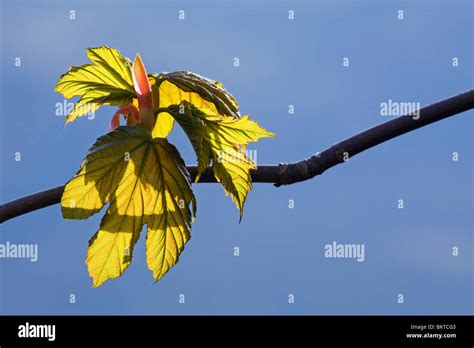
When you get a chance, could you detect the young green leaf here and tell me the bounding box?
[166,102,275,219]
[61,125,196,287]
[55,46,136,125]
[149,71,240,138]
[158,71,240,118]
[147,75,176,138]
[58,46,275,286]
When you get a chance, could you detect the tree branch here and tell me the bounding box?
[1,90,473,224]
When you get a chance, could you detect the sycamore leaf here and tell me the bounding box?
[58,46,277,286]
[160,71,240,118]
[61,125,196,287]
[55,46,136,125]
[166,102,274,218]
[148,74,176,138]
[149,71,240,138]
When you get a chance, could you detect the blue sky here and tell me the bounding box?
[0,0,472,315]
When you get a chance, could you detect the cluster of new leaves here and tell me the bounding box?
[55,46,274,287]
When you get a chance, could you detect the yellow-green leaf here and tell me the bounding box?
[61,125,196,287]
[148,71,240,138]
[55,46,136,125]
[160,71,240,118]
[148,75,176,138]
[167,102,274,218]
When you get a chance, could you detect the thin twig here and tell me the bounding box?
[1,90,473,224]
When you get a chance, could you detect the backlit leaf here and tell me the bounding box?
[148,75,176,138]
[167,102,274,218]
[55,46,135,125]
[149,71,241,138]
[58,46,276,286]
[160,71,240,118]
[61,125,196,287]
